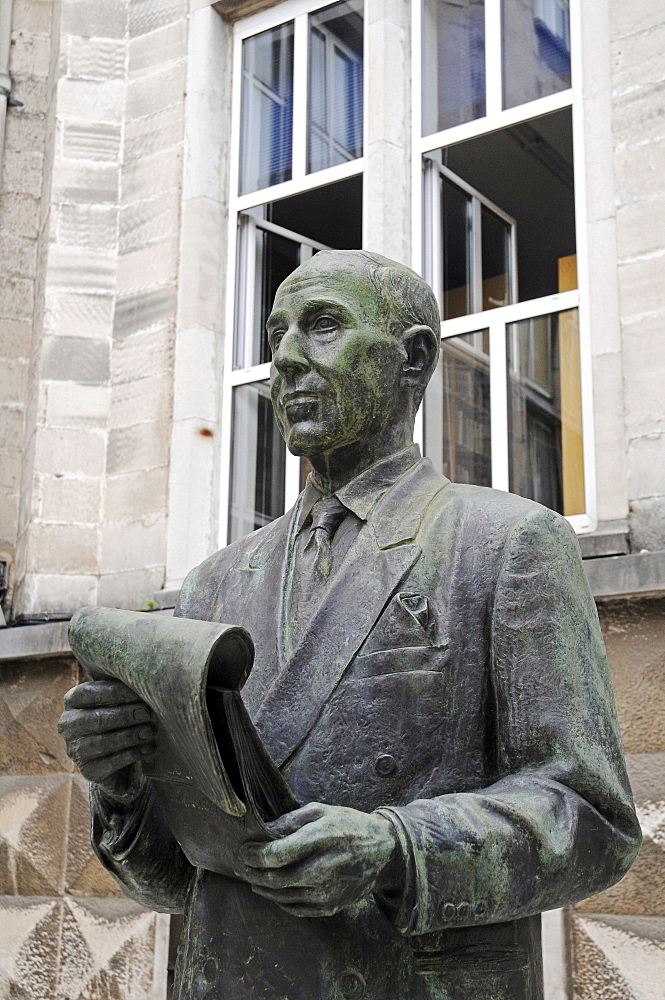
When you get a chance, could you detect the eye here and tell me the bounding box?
[269,331,285,352]
[310,314,338,334]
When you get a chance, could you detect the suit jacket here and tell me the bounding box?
[91,458,640,1000]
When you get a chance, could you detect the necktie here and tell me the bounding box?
[302,496,347,581]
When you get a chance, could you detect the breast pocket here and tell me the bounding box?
[353,592,449,677]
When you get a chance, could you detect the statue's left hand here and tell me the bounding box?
[239,802,401,917]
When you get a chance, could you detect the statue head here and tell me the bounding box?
[268,250,440,485]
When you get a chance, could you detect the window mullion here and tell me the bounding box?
[484,0,503,118]
[489,320,509,492]
[292,13,309,180]
[471,196,483,314]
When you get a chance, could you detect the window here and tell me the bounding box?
[222,0,365,545]
[417,0,591,529]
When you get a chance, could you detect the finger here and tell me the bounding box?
[266,802,326,838]
[80,744,156,783]
[58,704,152,740]
[241,861,321,890]
[250,884,325,905]
[65,680,140,710]
[68,724,155,765]
[242,823,333,870]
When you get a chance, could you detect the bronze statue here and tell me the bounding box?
[59,251,640,1000]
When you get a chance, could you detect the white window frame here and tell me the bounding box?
[412,0,596,534]
[219,0,366,547]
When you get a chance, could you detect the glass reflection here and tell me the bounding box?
[481,206,512,310]
[308,0,363,173]
[502,0,571,110]
[425,333,491,487]
[240,24,294,195]
[508,308,584,515]
[442,177,472,320]
[229,381,286,542]
[422,0,485,135]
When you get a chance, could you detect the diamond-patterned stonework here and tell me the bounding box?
[572,914,665,1000]
[0,775,69,896]
[0,658,78,775]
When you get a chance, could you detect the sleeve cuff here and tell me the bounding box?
[373,806,421,935]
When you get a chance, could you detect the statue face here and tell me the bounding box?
[268,260,406,462]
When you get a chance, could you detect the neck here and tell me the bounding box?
[307,423,413,494]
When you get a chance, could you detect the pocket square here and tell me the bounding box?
[398,592,430,630]
[357,591,435,656]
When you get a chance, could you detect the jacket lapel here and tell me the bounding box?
[254,459,449,766]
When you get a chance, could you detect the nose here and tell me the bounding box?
[271,326,309,376]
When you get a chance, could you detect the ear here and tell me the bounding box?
[398,325,439,392]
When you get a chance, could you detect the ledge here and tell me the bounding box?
[0,620,72,662]
[584,550,665,600]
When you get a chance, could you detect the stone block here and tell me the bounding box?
[8,30,51,78]
[125,60,187,121]
[98,566,166,610]
[129,0,184,37]
[617,194,665,261]
[58,896,158,999]
[182,88,231,201]
[366,18,407,149]
[122,145,183,204]
[65,775,126,897]
[47,245,117,295]
[1,150,44,200]
[613,79,665,150]
[610,0,665,40]
[0,491,19,546]
[52,158,120,205]
[61,0,128,39]
[34,426,105,477]
[0,319,32,358]
[614,133,665,208]
[0,406,25,445]
[0,896,62,999]
[0,192,40,241]
[0,275,34,322]
[124,103,184,162]
[104,466,169,522]
[40,335,110,384]
[129,18,188,77]
[116,237,179,296]
[25,523,100,575]
[172,325,218,423]
[58,202,119,251]
[0,774,70,895]
[177,197,225,331]
[16,572,97,616]
[67,35,126,81]
[10,75,50,112]
[9,0,52,37]
[0,451,22,496]
[100,515,166,574]
[630,497,665,554]
[618,252,665,322]
[0,358,29,406]
[111,322,174,379]
[186,6,231,97]
[109,372,172,429]
[41,382,109,430]
[0,655,78,774]
[626,435,665,502]
[119,193,177,254]
[571,913,665,999]
[113,287,177,340]
[611,22,665,100]
[165,416,217,581]
[0,230,39,280]
[44,289,115,340]
[3,112,47,160]
[40,473,102,523]
[598,598,665,754]
[56,77,125,125]
[61,121,122,162]
[106,420,170,475]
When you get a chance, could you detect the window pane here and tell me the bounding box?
[507,308,584,515]
[424,333,491,487]
[229,381,286,542]
[240,24,294,195]
[481,206,512,310]
[442,177,472,320]
[502,0,571,110]
[422,0,485,136]
[308,0,363,173]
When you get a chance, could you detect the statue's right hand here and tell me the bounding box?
[58,680,156,799]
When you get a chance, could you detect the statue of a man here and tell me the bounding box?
[59,251,640,1000]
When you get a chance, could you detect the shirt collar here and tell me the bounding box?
[296,444,422,533]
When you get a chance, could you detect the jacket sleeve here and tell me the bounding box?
[90,779,194,913]
[380,507,641,936]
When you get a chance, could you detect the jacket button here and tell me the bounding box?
[456,902,470,919]
[374,754,396,776]
[443,902,456,921]
[475,901,486,916]
[339,971,365,999]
